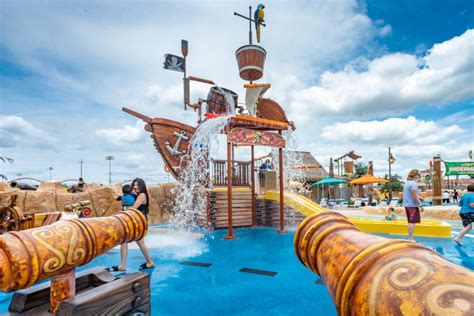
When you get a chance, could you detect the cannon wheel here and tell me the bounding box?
[0,206,24,233]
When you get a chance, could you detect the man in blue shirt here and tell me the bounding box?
[454,184,474,246]
[402,169,424,241]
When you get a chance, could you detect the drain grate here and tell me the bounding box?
[315,279,325,285]
[180,261,213,268]
[239,268,277,277]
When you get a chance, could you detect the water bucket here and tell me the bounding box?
[235,45,266,81]
[206,86,238,115]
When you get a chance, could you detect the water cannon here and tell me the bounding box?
[0,209,148,312]
[294,212,474,315]
[9,181,38,191]
[63,200,92,217]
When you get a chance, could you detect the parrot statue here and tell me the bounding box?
[254,4,265,43]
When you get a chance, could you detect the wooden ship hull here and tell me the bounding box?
[122,108,196,180]
[123,107,290,181]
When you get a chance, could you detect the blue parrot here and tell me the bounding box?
[254,4,265,43]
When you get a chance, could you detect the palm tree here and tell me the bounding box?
[0,156,14,181]
[354,161,368,177]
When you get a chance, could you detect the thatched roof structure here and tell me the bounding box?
[271,150,328,182]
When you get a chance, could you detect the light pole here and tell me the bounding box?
[48,167,53,181]
[105,156,114,184]
[388,147,396,202]
[79,159,84,178]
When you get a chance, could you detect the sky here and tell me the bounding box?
[0,0,473,184]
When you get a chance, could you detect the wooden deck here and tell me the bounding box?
[210,188,253,228]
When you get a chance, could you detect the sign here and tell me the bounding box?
[228,128,285,148]
[163,54,185,72]
[445,161,474,176]
[344,161,354,175]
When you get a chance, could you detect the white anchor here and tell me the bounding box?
[165,131,189,156]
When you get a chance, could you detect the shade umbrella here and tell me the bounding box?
[313,176,347,187]
[349,174,388,199]
[349,174,388,185]
[313,177,347,203]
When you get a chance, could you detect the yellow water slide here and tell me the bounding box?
[264,191,451,238]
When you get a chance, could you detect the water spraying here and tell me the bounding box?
[171,116,230,230]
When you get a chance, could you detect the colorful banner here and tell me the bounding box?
[445,161,474,176]
[228,128,285,148]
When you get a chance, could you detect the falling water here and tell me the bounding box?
[272,130,309,226]
[171,116,230,231]
[215,86,236,115]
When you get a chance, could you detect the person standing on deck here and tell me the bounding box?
[402,169,424,241]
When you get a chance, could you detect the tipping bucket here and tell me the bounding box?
[206,86,239,115]
[235,45,267,81]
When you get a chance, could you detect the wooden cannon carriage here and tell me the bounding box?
[0,195,62,234]
[0,209,150,314]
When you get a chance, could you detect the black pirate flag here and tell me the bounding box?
[163,54,185,72]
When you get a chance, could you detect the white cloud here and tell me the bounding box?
[289,29,474,122]
[301,115,473,178]
[95,120,145,145]
[378,24,392,37]
[321,116,463,145]
[120,154,146,169]
[0,115,57,149]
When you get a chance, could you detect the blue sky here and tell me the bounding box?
[0,0,473,184]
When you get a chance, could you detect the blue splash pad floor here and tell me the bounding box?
[0,226,473,315]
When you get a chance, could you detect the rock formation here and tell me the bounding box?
[0,182,178,225]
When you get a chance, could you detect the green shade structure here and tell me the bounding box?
[313,176,347,187]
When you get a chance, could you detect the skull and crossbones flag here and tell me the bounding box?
[163,54,185,72]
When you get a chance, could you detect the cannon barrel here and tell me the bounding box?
[9,181,37,191]
[294,212,474,315]
[63,200,91,212]
[0,209,146,291]
[0,209,146,292]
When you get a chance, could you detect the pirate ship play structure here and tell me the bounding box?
[123,5,295,237]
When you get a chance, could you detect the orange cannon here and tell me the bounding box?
[294,212,474,315]
[0,209,147,312]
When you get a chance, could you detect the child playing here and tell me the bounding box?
[385,207,398,221]
[454,184,474,246]
[116,184,136,211]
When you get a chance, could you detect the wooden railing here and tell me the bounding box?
[211,160,251,186]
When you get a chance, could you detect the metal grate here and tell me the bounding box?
[180,261,213,268]
[239,267,277,276]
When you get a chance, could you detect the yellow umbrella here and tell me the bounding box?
[349,174,389,185]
